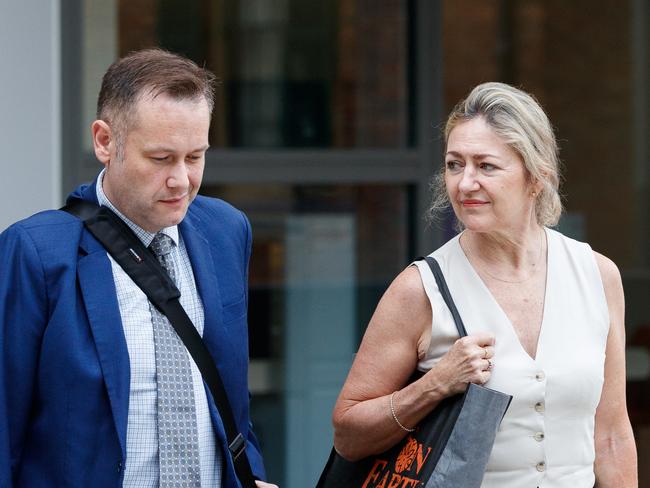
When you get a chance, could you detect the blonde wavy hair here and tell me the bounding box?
[429,82,563,227]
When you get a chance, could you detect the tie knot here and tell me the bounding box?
[149,233,175,258]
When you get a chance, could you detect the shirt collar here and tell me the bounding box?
[95,169,179,248]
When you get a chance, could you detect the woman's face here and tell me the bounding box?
[445,117,537,233]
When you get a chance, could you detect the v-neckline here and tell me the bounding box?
[456,228,551,363]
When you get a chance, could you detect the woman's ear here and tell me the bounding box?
[528,174,544,197]
[91,120,114,166]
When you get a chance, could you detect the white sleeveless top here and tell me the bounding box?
[412,228,609,488]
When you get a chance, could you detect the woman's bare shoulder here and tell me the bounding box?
[375,265,431,323]
[593,251,623,296]
[368,265,432,353]
[387,265,428,298]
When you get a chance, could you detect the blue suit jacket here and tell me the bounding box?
[0,180,266,487]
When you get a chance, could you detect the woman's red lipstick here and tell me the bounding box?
[461,199,488,207]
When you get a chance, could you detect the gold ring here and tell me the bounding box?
[486,359,492,371]
[483,347,489,359]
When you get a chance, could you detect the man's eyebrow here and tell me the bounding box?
[144,144,210,153]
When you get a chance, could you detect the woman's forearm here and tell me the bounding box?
[332,377,447,461]
[594,428,637,487]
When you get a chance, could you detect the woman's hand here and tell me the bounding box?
[427,333,495,396]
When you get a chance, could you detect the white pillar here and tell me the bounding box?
[0,0,61,231]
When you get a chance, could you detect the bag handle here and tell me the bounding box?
[420,256,468,337]
[61,198,258,488]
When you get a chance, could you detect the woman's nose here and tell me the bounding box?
[458,167,479,193]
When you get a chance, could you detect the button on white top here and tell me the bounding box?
[534,432,545,442]
[536,461,546,472]
[535,371,546,381]
[534,401,545,413]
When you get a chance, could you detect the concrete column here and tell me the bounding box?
[0,0,61,231]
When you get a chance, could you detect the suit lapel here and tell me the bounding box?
[179,218,225,359]
[77,230,130,460]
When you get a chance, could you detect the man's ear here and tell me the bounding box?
[91,120,114,166]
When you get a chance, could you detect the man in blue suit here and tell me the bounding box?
[0,49,277,487]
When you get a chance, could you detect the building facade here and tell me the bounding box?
[1,1,649,486]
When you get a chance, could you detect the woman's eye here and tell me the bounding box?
[446,160,461,170]
[480,162,496,171]
[151,156,168,162]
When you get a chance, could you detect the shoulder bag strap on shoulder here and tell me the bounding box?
[419,256,468,338]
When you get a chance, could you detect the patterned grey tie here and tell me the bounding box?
[149,233,201,487]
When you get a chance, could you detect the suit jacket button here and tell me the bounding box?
[117,461,122,473]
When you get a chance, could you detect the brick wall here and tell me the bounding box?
[442,0,637,267]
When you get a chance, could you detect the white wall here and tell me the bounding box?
[0,0,61,231]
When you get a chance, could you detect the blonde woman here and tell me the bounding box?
[332,82,637,487]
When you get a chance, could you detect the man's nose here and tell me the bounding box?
[166,160,189,189]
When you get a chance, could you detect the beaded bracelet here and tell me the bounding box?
[390,392,415,432]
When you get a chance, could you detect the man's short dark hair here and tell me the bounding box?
[97,48,216,158]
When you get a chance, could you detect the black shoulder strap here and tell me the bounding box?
[62,198,257,488]
[420,256,468,338]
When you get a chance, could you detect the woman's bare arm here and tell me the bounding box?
[332,266,494,461]
[593,252,638,487]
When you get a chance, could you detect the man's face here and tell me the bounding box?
[98,94,210,233]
